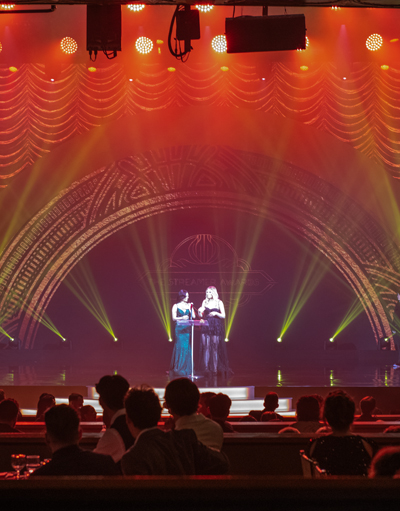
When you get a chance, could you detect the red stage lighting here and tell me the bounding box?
[61,37,78,55]
[366,34,383,52]
[135,36,153,54]
[196,5,214,12]
[212,35,227,53]
[127,4,145,12]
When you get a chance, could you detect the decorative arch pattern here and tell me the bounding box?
[0,145,399,348]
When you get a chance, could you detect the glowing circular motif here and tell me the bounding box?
[127,4,145,11]
[135,36,153,54]
[167,67,176,72]
[87,67,97,73]
[366,34,383,52]
[221,66,229,72]
[196,4,214,12]
[211,35,227,53]
[61,37,78,55]
[9,66,17,73]
[300,65,308,71]
[381,65,389,70]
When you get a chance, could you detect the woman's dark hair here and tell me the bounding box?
[177,289,188,302]
[323,390,355,431]
[296,395,320,421]
[369,447,400,477]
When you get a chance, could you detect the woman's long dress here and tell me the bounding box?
[169,308,192,376]
[199,307,231,377]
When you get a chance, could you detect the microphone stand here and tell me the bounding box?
[190,304,201,380]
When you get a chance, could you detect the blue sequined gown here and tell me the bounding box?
[169,308,192,376]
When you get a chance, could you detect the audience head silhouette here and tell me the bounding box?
[164,378,200,417]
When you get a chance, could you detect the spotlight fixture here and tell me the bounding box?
[135,36,153,54]
[225,338,229,343]
[168,337,173,342]
[277,337,282,343]
[7,338,20,350]
[381,64,389,70]
[87,4,121,60]
[196,4,213,12]
[61,37,78,55]
[0,42,2,53]
[168,5,200,61]
[9,66,17,73]
[127,4,145,12]
[379,337,391,351]
[366,33,383,52]
[1,4,15,9]
[297,36,309,52]
[225,14,306,53]
[212,35,227,53]
[325,338,337,350]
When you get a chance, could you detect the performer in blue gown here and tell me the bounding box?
[170,290,195,376]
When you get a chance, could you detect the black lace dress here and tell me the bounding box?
[199,307,231,377]
[308,434,376,475]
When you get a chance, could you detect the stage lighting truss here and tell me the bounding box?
[168,4,200,61]
[196,4,213,12]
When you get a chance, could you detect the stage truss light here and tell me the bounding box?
[277,337,282,343]
[168,337,173,342]
[1,4,15,9]
[196,4,214,12]
[366,33,383,52]
[61,37,78,55]
[127,3,145,12]
[0,42,2,53]
[331,5,341,10]
[212,35,227,53]
[135,36,153,54]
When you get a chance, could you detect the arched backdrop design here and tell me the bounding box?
[1,106,400,348]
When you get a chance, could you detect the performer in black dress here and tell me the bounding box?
[198,286,231,377]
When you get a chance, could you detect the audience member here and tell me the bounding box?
[68,393,84,416]
[384,426,400,434]
[164,378,223,451]
[209,393,235,433]
[0,399,20,432]
[93,374,134,462]
[0,389,5,402]
[239,415,257,422]
[249,392,284,421]
[121,386,229,475]
[35,393,56,422]
[354,396,377,422]
[80,404,97,422]
[31,404,118,476]
[290,395,322,433]
[308,390,376,475]
[198,391,217,418]
[369,447,400,477]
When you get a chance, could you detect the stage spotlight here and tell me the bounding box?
[135,36,153,54]
[87,66,97,73]
[221,66,229,72]
[381,64,389,70]
[168,337,173,342]
[113,337,118,342]
[277,337,282,343]
[61,37,78,55]
[87,4,121,60]
[167,67,176,73]
[127,4,145,12]
[7,338,20,350]
[1,4,15,9]
[0,42,2,53]
[379,337,391,351]
[196,4,214,12]
[297,36,309,52]
[325,337,337,350]
[60,337,71,350]
[9,66,17,73]
[366,34,383,52]
[212,35,227,53]
[300,65,309,71]
[225,14,306,53]
[225,338,229,343]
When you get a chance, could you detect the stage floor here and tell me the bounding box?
[0,348,399,388]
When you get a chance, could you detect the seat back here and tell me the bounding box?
[300,449,327,478]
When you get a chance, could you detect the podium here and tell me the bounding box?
[177,320,208,379]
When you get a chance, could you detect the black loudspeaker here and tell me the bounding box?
[87,5,121,53]
[225,14,306,53]
[176,8,200,41]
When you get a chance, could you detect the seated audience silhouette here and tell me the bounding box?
[369,447,400,477]
[164,378,223,451]
[121,385,229,475]
[0,389,5,403]
[209,393,235,432]
[31,404,118,476]
[290,395,322,433]
[198,391,217,418]
[249,392,284,421]
[0,399,21,432]
[354,396,378,422]
[35,393,55,422]
[261,411,280,422]
[93,374,134,462]
[68,393,84,417]
[308,390,376,475]
[279,427,301,435]
[80,404,97,422]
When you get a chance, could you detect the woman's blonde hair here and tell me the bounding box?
[205,286,219,301]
